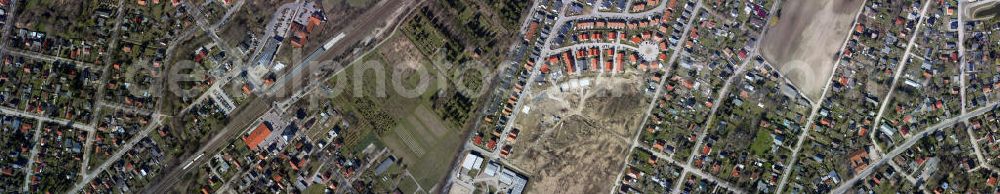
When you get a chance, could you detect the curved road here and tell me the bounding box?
[546,42,641,56]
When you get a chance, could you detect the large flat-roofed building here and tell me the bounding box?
[461,152,484,170]
[374,156,396,176]
[480,161,528,194]
[499,168,527,194]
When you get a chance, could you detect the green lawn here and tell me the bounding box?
[750,128,774,156]
[303,183,328,194]
[323,30,469,193]
[396,175,425,194]
[379,108,463,190]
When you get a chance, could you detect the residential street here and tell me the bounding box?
[21,120,43,192]
[869,0,932,158]
[611,1,704,193]
[141,0,416,192]
[668,1,778,192]
[69,116,164,193]
[832,100,1000,193]
[671,52,751,194]
[490,10,566,160]
[639,145,746,193]
[6,0,1000,193]
[775,0,869,191]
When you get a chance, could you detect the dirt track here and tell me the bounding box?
[761,0,864,100]
[507,78,644,193]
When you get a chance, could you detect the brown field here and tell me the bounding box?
[761,0,864,100]
[507,77,645,193]
[382,34,425,70]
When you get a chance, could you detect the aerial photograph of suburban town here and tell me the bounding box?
[0,0,999,193]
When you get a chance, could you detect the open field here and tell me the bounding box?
[325,34,469,193]
[379,105,463,192]
[507,77,645,193]
[761,0,864,100]
[322,35,438,154]
[397,174,427,194]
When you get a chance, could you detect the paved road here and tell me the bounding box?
[142,1,416,192]
[141,99,271,193]
[215,127,315,192]
[442,0,551,190]
[546,42,641,56]
[956,0,1000,173]
[69,116,164,193]
[493,0,675,161]
[639,145,746,193]
[143,0,288,184]
[79,0,133,181]
[672,50,752,194]
[1,49,100,69]
[869,0,932,157]
[774,0,868,191]
[175,0,250,115]
[830,100,1000,193]
[211,0,246,30]
[99,102,163,117]
[265,0,415,101]
[21,120,43,192]
[163,27,201,66]
[80,122,98,176]
[89,0,129,125]
[563,0,667,21]
[962,0,1000,21]
[247,1,301,64]
[0,0,18,61]
[959,0,969,116]
[610,1,703,193]
[184,1,236,56]
[669,0,781,191]
[0,106,95,132]
[491,1,574,160]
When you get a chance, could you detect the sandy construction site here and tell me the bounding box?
[506,77,645,193]
[761,0,865,100]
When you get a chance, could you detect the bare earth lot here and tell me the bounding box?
[761,0,864,100]
[507,78,644,193]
